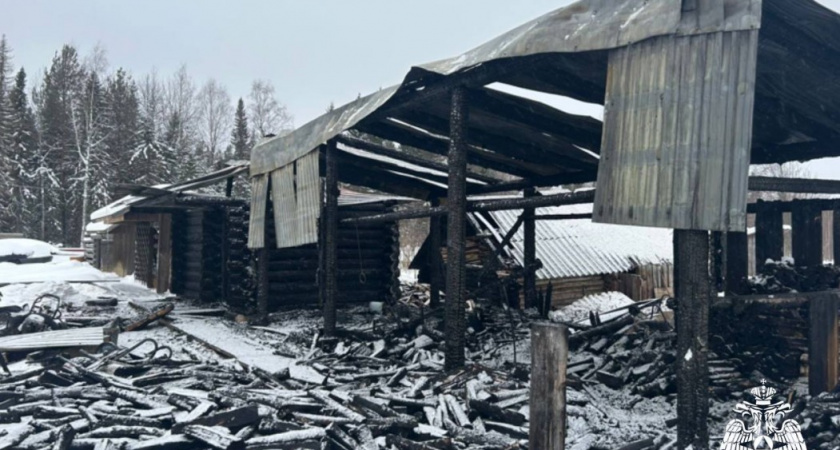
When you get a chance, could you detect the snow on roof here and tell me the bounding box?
[0,239,60,260]
[477,203,672,279]
[338,187,414,206]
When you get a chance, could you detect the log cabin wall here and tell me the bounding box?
[99,223,136,277]
[264,202,400,309]
[133,222,155,287]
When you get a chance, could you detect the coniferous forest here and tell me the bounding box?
[0,37,293,246]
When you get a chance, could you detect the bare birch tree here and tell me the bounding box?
[247,79,293,139]
[197,78,232,162]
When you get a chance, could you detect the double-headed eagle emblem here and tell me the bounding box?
[721,380,806,449]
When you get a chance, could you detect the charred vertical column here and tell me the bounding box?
[428,198,443,308]
[725,231,748,295]
[225,177,234,198]
[755,201,784,270]
[792,200,823,267]
[834,208,840,265]
[529,322,567,449]
[523,188,537,309]
[445,86,469,371]
[710,232,724,292]
[809,293,840,395]
[324,140,340,337]
[674,230,710,450]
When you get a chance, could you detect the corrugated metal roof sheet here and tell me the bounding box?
[479,204,672,279]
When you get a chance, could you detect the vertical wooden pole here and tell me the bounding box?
[529,322,567,450]
[792,200,823,267]
[833,209,840,265]
[674,230,710,450]
[523,188,537,310]
[809,293,839,396]
[755,201,784,270]
[724,231,748,295]
[257,181,271,321]
[428,198,443,308]
[156,214,172,294]
[324,140,340,337]
[445,86,469,371]
[711,232,724,293]
[225,177,234,198]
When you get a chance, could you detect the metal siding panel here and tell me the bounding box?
[294,150,321,247]
[271,165,297,248]
[247,174,268,249]
[593,30,757,232]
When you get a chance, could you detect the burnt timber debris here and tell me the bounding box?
[4,0,840,448]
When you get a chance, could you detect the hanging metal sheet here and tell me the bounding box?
[247,174,269,249]
[270,150,321,249]
[271,164,297,248]
[294,150,321,247]
[593,29,759,231]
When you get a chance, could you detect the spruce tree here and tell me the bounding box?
[231,98,250,161]
[7,68,39,236]
[103,68,140,185]
[0,35,14,232]
[38,45,84,244]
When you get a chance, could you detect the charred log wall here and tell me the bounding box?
[134,222,155,288]
[264,203,400,309]
[171,203,252,304]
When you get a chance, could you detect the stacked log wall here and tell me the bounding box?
[264,203,400,308]
[227,203,253,308]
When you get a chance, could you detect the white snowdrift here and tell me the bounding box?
[0,260,117,284]
[549,291,635,325]
[0,239,59,260]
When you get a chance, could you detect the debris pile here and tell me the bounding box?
[745,259,840,294]
[790,392,840,449]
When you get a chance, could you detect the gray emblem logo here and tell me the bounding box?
[721,380,806,449]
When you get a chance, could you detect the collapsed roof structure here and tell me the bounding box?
[246,0,840,447]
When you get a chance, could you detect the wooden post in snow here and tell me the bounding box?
[444,86,469,371]
[324,140,340,337]
[674,229,710,450]
[529,322,567,450]
[755,201,784,271]
[809,292,839,396]
[523,187,537,309]
[792,200,822,267]
[428,198,443,308]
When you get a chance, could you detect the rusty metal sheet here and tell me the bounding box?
[294,150,321,247]
[593,29,759,232]
[247,174,269,249]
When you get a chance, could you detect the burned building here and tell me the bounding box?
[411,201,673,308]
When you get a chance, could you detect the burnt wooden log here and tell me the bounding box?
[184,424,245,450]
[468,399,525,425]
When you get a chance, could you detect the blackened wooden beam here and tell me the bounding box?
[529,322,567,450]
[324,140,340,337]
[755,202,784,270]
[749,176,840,195]
[428,198,443,308]
[673,230,710,450]
[748,198,840,214]
[445,86,469,371]
[809,293,839,396]
[834,208,840,265]
[341,190,596,225]
[724,232,748,295]
[469,173,597,195]
[534,213,593,221]
[335,135,500,184]
[225,177,234,198]
[792,200,823,267]
[523,188,537,310]
[711,232,724,293]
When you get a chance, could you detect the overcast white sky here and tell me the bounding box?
[3,0,840,176]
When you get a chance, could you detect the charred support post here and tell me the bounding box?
[324,140,340,337]
[809,293,839,396]
[674,230,710,450]
[225,176,234,198]
[523,188,537,309]
[755,202,784,270]
[792,200,823,267]
[428,198,443,308]
[711,232,724,293]
[529,322,567,450]
[444,86,469,371]
[834,208,840,265]
[724,231,748,295]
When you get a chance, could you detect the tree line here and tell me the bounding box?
[0,37,293,246]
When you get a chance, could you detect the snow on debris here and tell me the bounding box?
[549,291,635,325]
[0,238,59,260]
